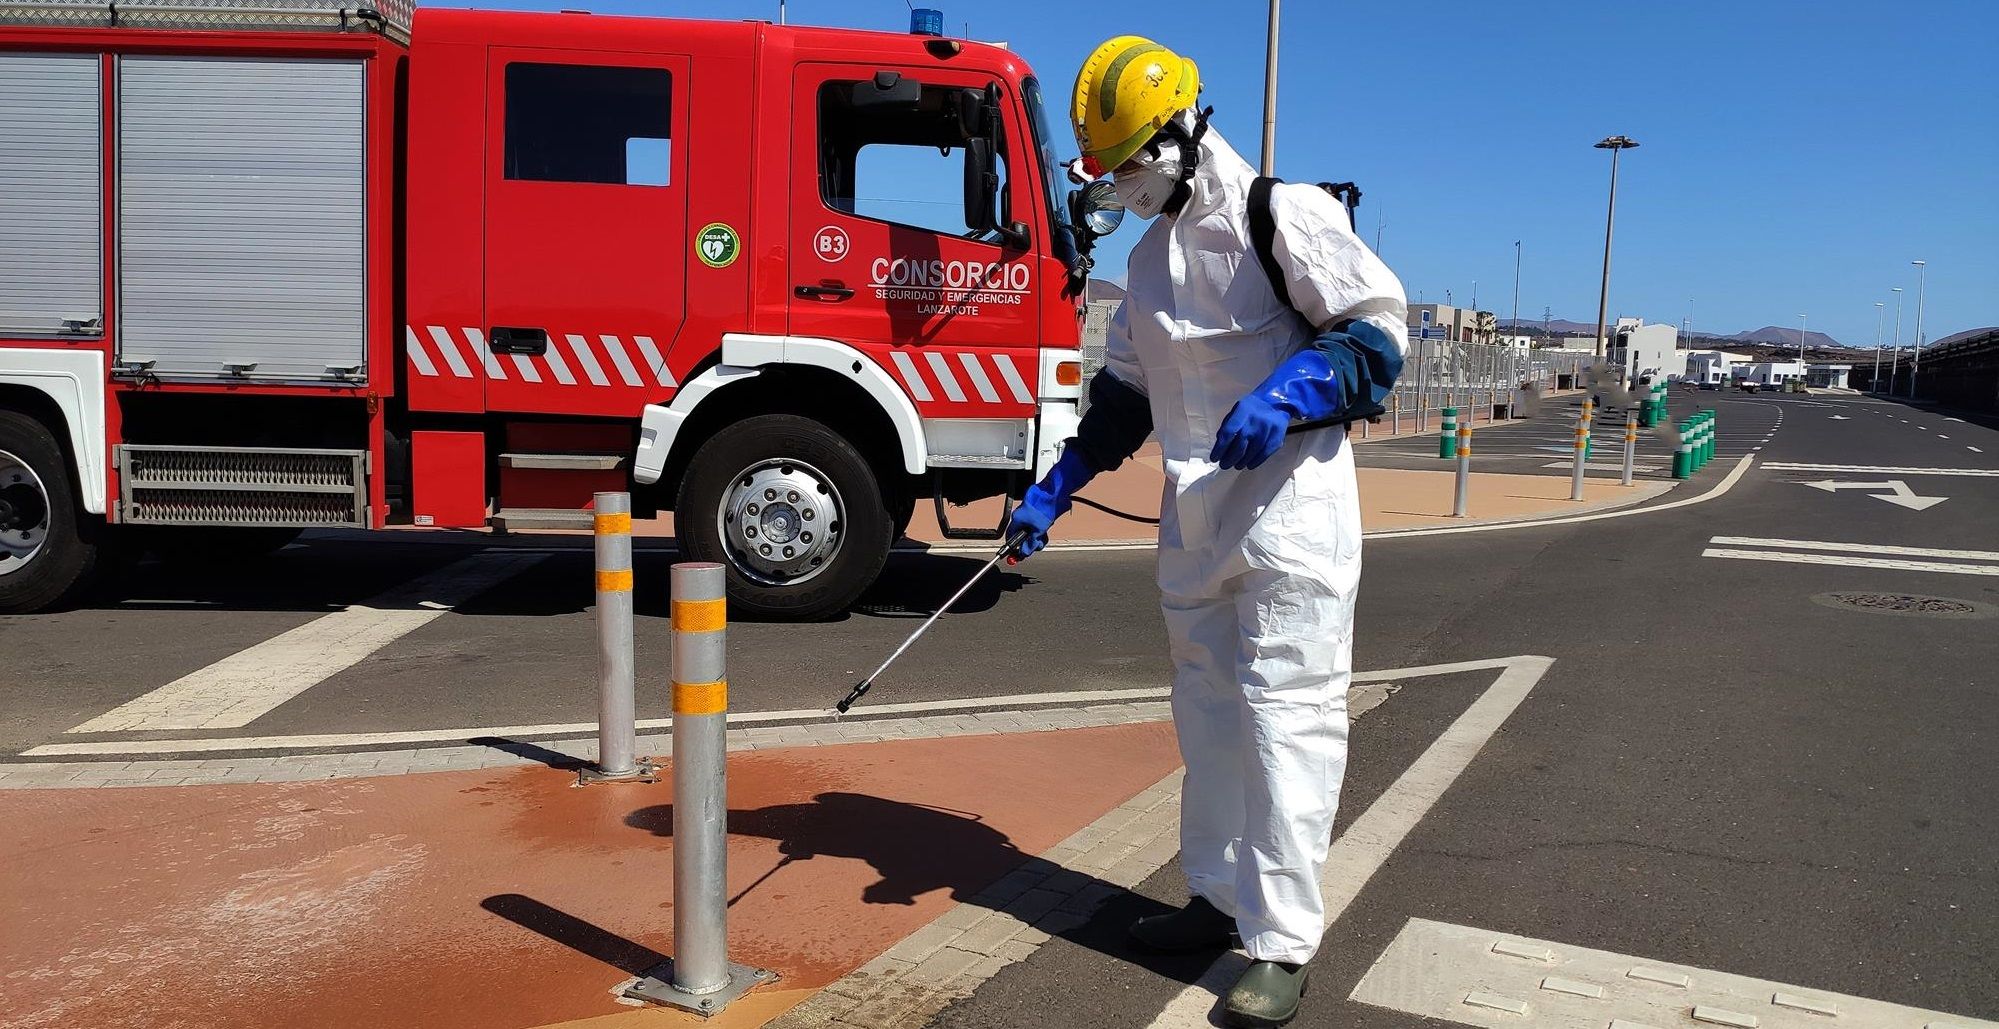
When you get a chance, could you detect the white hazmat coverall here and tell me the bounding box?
[1099,126,1407,963]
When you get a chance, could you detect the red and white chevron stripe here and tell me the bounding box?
[886,349,1035,407]
[404,326,677,389]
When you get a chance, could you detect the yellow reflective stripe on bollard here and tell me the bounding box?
[672,598,727,633]
[596,569,633,592]
[595,512,632,534]
[673,679,728,715]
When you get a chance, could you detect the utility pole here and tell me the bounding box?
[1909,260,1927,399]
[1591,136,1640,359]
[778,0,785,24]
[1259,0,1280,175]
[1375,210,1384,255]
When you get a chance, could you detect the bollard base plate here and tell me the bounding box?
[577,758,659,786]
[625,961,775,1016]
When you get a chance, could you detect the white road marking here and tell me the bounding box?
[1798,479,1947,510]
[1971,446,1986,454]
[1701,548,1999,578]
[1538,461,1661,473]
[1939,434,1950,439]
[1764,462,1999,477]
[1944,416,1965,422]
[1710,536,1999,562]
[1143,657,1556,1028]
[1368,456,1753,541]
[65,553,548,734]
[25,656,1522,758]
[1350,918,1999,1029]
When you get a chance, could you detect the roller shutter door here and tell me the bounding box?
[0,53,103,338]
[118,56,367,382]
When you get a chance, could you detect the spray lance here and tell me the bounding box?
[835,530,1030,714]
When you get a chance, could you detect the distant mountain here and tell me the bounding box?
[1729,325,1845,349]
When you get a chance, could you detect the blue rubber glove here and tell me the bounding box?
[1210,350,1342,470]
[1005,448,1094,560]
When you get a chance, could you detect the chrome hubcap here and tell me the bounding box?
[0,449,50,577]
[718,459,844,586]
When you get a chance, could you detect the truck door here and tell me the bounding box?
[790,64,1043,422]
[483,49,690,416]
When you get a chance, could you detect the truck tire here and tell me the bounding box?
[0,409,109,614]
[676,414,893,621]
[140,527,303,565]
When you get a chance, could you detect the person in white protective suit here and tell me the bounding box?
[1003,36,1407,1028]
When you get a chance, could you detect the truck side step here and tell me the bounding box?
[498,452,625,471]
[491,508,596,532]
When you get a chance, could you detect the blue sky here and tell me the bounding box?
[452,0,1996,346]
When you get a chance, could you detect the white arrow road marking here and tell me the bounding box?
[1828,414,1850,420]
[66,553,548,733]
[1143,657,1556,1028]
[1351,919,1999,1029]
[1798,479,1948,510]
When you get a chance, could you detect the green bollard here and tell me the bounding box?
[1439,408,1458,459]
[1702,411,1714,466]
[1672,422,1692,479]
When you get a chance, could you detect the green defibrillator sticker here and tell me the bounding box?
[696,222,741,269]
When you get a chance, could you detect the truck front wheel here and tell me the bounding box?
[675,414,893,621]
[0,410,110,614]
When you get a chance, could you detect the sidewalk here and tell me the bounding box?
[909,433,1670,545]
[0,720,1185,1029]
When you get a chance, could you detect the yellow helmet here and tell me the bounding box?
[1072,36,1201,177]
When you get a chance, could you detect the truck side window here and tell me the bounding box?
[505,63,672,186]
[818,80,1010,240]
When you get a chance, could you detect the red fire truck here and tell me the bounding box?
[0,0,1124,618]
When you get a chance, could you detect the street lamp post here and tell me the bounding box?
[1909,260,1927,400]
[1872,302,1886,392]
[1889,287,1905,394]
[1510,241,1522,343]
[1798,314,1808,387]
[1592,136,1639,359]
[1259,0,1279,175]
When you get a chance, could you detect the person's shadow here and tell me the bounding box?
[620,792,1212,982]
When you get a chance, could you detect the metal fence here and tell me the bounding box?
[1079,301,1593,428]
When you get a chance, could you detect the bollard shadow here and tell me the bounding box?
[467,736,586,771]
[480,893,667,976]
[625,792,1212,985]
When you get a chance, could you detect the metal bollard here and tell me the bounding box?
[626,562,775,1013]
[1452,423,1471,517]
[1621,413,1638,487]
[1439,407,1459,459]
[581,492,654,785]
[1392,394,1402,436]
[1569,403,1591,502]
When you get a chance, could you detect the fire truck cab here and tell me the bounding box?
[0,0,1120,618]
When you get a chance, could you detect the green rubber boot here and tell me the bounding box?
[1224,960,1310,1027]
[1128,895,1236,953]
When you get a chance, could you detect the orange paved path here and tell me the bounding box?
[1,724,1180,1029]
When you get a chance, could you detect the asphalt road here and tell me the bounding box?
[3,391,1996,1025]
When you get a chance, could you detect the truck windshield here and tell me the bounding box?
[1021,76,1079,270]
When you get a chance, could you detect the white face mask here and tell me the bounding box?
[1112,140,1182,220]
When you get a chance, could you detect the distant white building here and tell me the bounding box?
[1605,321,1681,383]
[1685,350,1756,384]
[1735,361,1806,386]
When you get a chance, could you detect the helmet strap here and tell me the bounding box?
[1160,106,1212,218]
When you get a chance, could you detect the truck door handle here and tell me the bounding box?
[489,327,548,355]
[794,284,856,300]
